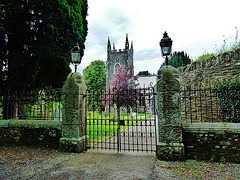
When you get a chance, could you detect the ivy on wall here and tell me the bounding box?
[214,79,240,123]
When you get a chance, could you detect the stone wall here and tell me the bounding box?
[178,49,240,123]
[179,49,240,88]
[0,120,61,148]
[183,123,240,163]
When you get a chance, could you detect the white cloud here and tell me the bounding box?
[77,0,240,74]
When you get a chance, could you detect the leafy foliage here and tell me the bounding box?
[103,66,139,108]
[83,60,107,109]
[0,0,88,90]
[214,79,240,123]
[137,71,151,76]
[83,60,107,91]
[162,51,192,68]
[0,7,7,89]
[195,53,216,62]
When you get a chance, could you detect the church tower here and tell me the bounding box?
[106,34,134,86]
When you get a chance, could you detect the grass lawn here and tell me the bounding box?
[87,112,154,142]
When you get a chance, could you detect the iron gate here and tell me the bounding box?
[85,87,157,152]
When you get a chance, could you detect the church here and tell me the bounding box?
[106,34,156,114]
[106,34,134,86]
[106,34,156,88]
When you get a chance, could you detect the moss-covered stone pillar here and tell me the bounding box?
[156,66,185,161]
[59,73,88,153]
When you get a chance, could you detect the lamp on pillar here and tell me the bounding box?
[70,43,81,73]
[159,31,173,66]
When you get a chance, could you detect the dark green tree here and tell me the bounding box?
[0,7,7,88]
[137,71,151,76]
[162,51,192,68]
[0,0,88,91]
[83,60,107,109]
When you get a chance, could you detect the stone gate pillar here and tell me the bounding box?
[60,73,88,152]
[156,66,185,161]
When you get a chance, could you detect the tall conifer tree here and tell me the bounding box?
[0,0,88,90]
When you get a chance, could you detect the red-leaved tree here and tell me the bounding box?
[103,66,139,108]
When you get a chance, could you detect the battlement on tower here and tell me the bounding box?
[108,48,133,54]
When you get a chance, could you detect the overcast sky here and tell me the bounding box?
[75,0,240,74]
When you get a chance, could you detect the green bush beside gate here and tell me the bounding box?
[214,79,240,123]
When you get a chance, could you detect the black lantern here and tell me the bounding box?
[160,31,173,66]
[70,43,81,72]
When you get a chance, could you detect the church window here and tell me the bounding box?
[114,64,120,75]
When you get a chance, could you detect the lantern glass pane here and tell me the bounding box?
[71,52,80,63]
[162,47,171,56]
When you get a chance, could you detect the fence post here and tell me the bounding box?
[59,73,88,152]
[156,66,185,161]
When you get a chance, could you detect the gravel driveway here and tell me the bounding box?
[1,146,240,179]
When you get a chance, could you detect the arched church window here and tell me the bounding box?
[114,64,120,75]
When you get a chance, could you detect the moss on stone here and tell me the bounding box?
[156,66,184,161]
[157,66,180,92]
[0,120,62,130]
[61,72,88,153]
[59,136,87,153]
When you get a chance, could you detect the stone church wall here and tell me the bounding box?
[107,35,134,87]
[179,49,240,88]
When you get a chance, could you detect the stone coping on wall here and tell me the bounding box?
[183,123,240,134]
[178,48,240,73]
[0,120,62,130]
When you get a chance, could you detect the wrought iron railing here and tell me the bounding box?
[0,89,62,120]
[180,86,240,123]
[2,85,239,124]
[86,87,157,152]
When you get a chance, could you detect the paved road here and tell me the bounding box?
[53,150,156,180]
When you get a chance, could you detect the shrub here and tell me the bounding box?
[195,53,216,62]
[214,79,240,123]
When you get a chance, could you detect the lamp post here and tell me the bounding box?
[160,31,173,66]
[70,43,81,73]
